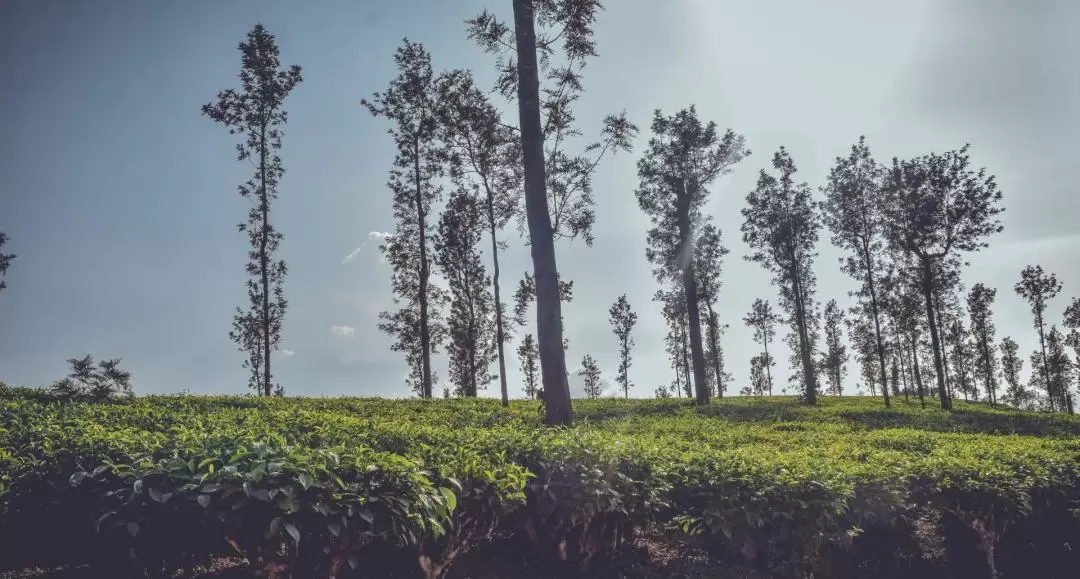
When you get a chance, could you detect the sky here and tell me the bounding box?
[1,0,1078,399]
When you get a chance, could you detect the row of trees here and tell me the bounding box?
[198,3,1075,426]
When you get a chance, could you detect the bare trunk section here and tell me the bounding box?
[258,125,272,397]
[910,333,926,408]
[676,182,709,405]
[1035,310,1053,412]
[513,0,572,425]
[763,333,774,395]
[980,338,996,405]
[789,261,818,404]
[487,209,509,406]
[920,258,951,410]
[414,138,434,399]
[892,322,910,398]
[864,258,891,407]
[706,302,723,397]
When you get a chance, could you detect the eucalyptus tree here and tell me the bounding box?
[946,320,977,400]
[1015,265,1063,411]
[656,286,692,398]
[0,232,14,293]
[608,294,637,398]
[579,354,602,399]
[437,70,521,405]
[820,136,890,405]
[742,148,822,403]
[363,41,447,397]
[202,24,302,396]
[999,336,1028,408]
[434,193,498,397]
[468,0,638,425]
[518,333,540,399]
[882,145,1004,409]
[636,106,749,405]
[1044,326,1074,413]
[966,283,999,404]
[821,299,848,396]
[744,298,779,395]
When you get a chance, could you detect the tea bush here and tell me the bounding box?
[2,393,1079,578]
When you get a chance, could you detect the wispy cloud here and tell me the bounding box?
[280,349,296,357]
[330,325,356,339]
[343,231,394,264]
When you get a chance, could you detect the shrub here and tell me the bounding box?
[1,395,1079,577]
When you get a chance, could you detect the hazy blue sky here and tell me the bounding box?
[2,0,1078,398]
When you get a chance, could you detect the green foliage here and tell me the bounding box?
[2,394,1079,577]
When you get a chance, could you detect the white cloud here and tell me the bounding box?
[342,231,394,264]
[331,325,356,339]
[280,349,295,357]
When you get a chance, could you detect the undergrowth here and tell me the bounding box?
[2,389,1079,578]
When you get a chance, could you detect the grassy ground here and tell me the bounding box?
[2,392,1079,578]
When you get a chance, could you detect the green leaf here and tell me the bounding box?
[197,494,211,508]
[440,487,458,513]
[284,522,301,545]
[126,522,140,537]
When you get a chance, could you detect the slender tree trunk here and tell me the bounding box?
[675,183,710,405]
[920,259,951,409]
[681,322,692,398]
[911,332,926,408]
[512,0,572,425]
[865,265,891,407]
[789,262,818,404]
[893,323,910,398]
[621,335,630,398]
[258,125,272,397]
[1034,311,1054,412]
[763,335,774,396]
[980,337,997,405]
[706,302,724,398]
[466,280,478,397]
[486,199,509,406]
[934,296,955,401]
[413,139,433,399]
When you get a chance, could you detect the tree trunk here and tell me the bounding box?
[414,138,434,399]
[486,201,509,406]
[893,323,910,398]
[259,125,272,397]
[1034,311,1053,412]
[680,322,692,398]
[920,258,951,409]
[763,335,774,396]
[512,0,572,425]
[789,262,818,404]
[706,302,723,398]
[981,337,996,405]
[865,264,891,407]
[911,332,926,408]
[621,336,631,398]
[676,182,710,405]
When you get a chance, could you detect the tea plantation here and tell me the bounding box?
[2,390,1079,578]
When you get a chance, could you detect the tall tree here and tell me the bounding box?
[657,287,692,398]
[518,333,540,399]
[468,0,637,425]
[695,223,731,397]
[203,24,302,396]
[744,298,779,395]
[1014,265,1064,412]
[882,145,1004,409]
[999,336,1028,408]
[435,193,498,397]
[821,137,892,406]
[821,299,848,395]
[946,319,977,401]
[636,107,749,405]
[742,148,822,403]
[744,353,771,396]
[1044,326,1074,413]
[363,41,447,397]
[437,70,521,406]
[0,232,14,293]
[579,354,602,399]
[608,294,637,398]
[966,283,999,404]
